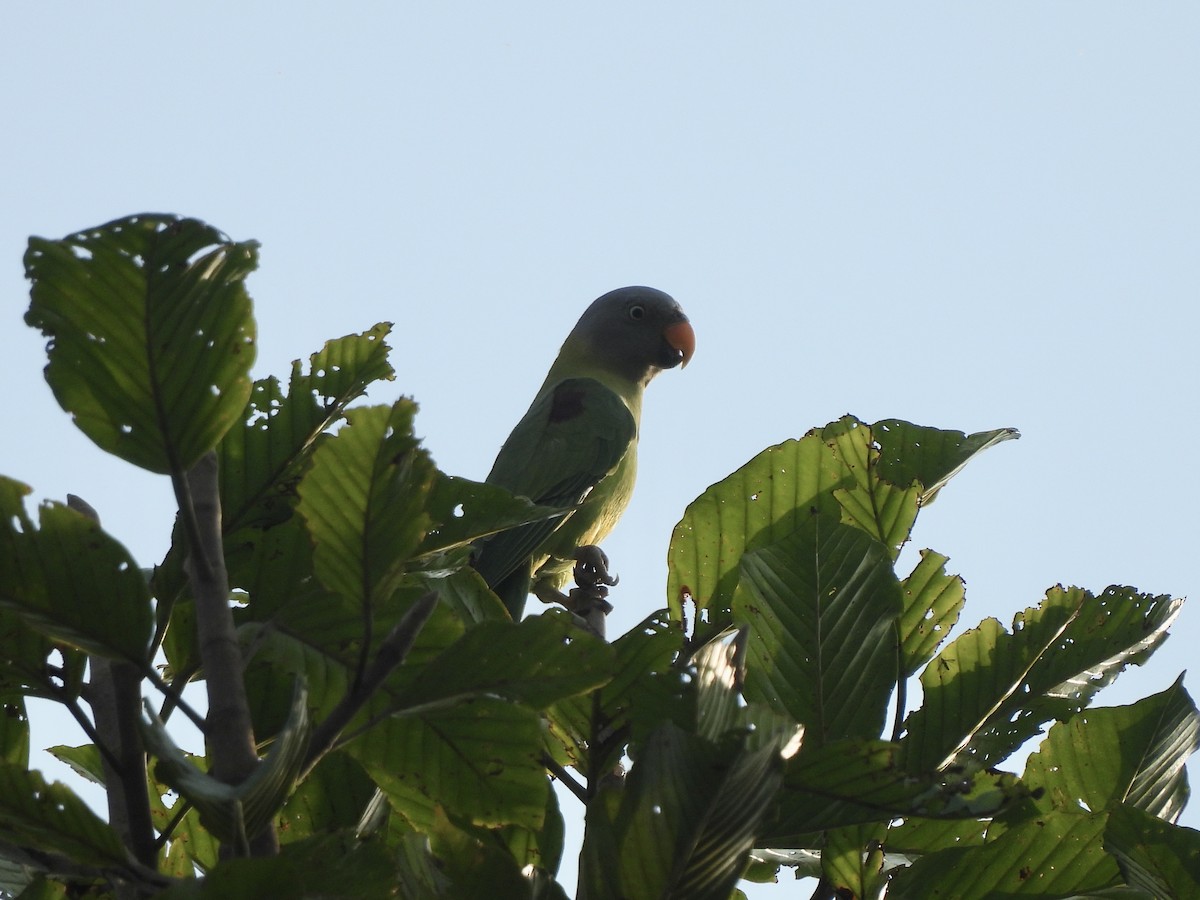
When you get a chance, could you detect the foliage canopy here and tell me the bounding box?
[1,215,1196,899]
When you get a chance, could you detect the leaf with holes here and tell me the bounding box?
[0,478,152,662]
[24,214,256,474]
[1021,676,1199,821]
[902,585,1180,772]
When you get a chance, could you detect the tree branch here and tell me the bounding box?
[182,452,277,856]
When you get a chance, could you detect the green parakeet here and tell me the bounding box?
[473,286,695,619]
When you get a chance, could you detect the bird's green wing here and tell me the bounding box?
[473,377,637,598]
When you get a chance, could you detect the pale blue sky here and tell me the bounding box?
[3,4,1197,894]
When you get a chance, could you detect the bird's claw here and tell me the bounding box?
[573,544,618,588]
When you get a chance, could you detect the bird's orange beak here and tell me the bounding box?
[664,319,696,368]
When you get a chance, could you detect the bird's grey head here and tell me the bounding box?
[570,286,695,386]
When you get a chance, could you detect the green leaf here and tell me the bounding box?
[0,699,28,768]
[397,612,613,711]
[667,417,1016,639]
[0,764,130,869]
[1021,676,1199,821]
[666,423,851,633]
[898,549,965,677]
[278,753,379,845]
[582,723,783,900]
[873,419,1020,506]
[24,214,256,473]
[417,473,570,558]
[902,585,1180,772]
[141,680,311,845]
[350,698,548,830]
[546,609,685,772]
[0,478,152,661]
[1104,805,1200,898]
[824,418,921,557]
[218,324,395,535]
[888,811,1120,898]
[156,833,400,900]
[735,516,903,745]
[765,740,1027,841]
[297,400,437,612]
[822,821,889,900]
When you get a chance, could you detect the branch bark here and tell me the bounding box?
[182,452,277,855]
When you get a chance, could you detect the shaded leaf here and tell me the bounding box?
[418,474,569,558]
[142,681,311,844]
[0,478,152,662]
[0,764,130,869]
[735,516,902,746]
[350,698,548,831]
[581,723,783,900]
[298,401,436,614]
[873,420,1020,506]
[220,324,395,533]
[397,612,613,711]
[156,833,399,900]
[1104,804,1200,898]
[902,585,1180,772]
[24,214,256,473]
[765,739,1027,841]
[1021,676,1199,822]
[888,811,1120,898]
[666,424,851,634]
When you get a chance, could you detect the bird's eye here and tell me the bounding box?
[628,305,646,320]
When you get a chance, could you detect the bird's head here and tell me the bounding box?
[567,286,695,387]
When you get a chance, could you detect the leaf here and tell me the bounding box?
[872,419,1020,506]
[824,418,921,557]
[0,700,28,769]
[416,473,569,558]
[0,478,152,661]
[898,549,965,677]
[667,417,1017,639]
[822,821,889,900]
[297,400,437,613]
[666,423,851,633]
[24,214,256,473]
[396,612,614,711]
[888,811,1120,898]
[350,698,549,830]
[735,516,903,745]
[156,833,400,900]
[902,585,1180,772]
[1021,676,1200,822]
[1104,805,1200,898]
[545,609,685,772]
[581,722,783,900]
[278,753,379,845]
[765,740,1027,841]
[0,764,130,869]
[141,680,311,844]
[217,324,395,535]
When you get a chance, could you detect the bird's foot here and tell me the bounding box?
[531,545,617,638]
[573,545,618,590]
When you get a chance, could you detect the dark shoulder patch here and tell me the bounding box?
[548,382,587,423]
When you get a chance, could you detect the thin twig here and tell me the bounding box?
[543,753,587,804]
[141,665,206,733]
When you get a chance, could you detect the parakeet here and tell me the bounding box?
[473,286,695,619]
